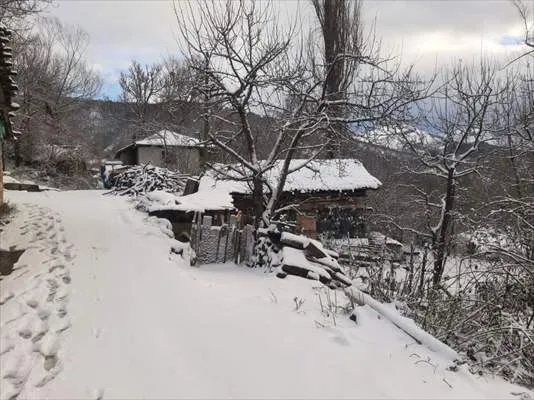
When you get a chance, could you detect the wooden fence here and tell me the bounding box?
[189,215,255,266]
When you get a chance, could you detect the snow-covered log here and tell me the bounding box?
[279,232,310,250]
[280,246,351,288]
[344,287,459,361]
[257,228,351,287]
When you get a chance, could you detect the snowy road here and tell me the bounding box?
[1,190,531,399]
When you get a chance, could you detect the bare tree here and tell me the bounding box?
[393,60,503,287]
[515,0,534,52]
[310,0,363,157]
[0,0,51,28]
[119,61,165,138]
[12,16,102,164]
[485,62,534,320]
[159,56,198,103]
[177,0,429,235]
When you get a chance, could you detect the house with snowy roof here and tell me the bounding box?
[226,159,382,238]
[149,158,382,241]
[114,130,203,175]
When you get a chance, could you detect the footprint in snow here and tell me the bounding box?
[0,336,15,356]
[46,279,59,302]
[57,305,67,319]
[1,350,27,379]
[332,334,350,347]
[12,270,30,280]
[37,306,52,321]
[0,291,14,305]
[54,287,69,305]
[61,274,71,285]
[35,357,63,388]
[43,354,58,371]
[48,264,65,274]
[26,299,39,309]
[50,316,70,334]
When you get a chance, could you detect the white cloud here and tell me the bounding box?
[46,0,529,92]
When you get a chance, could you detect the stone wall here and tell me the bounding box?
[137,146,200,175]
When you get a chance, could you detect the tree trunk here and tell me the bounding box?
[418,244,428,295]
[252,173,265,230]
[433,168,456,287]
[406,242,415,295]
[199,69,210,172]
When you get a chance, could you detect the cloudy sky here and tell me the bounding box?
[47,0,530,99]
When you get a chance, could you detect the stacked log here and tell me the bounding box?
[259,230,351,288]
[105,164,187,196]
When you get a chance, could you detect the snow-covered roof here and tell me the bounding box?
[136,130,200,147]
[148,187,235,213]
[147,159,380,212]
[204,159,382,195]
[178,191,235,212]
[275,159,381,192]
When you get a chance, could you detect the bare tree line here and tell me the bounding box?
[0,0,51,28]
[170,0,430,232]
[10,16,102,166]
[360,13,533,384]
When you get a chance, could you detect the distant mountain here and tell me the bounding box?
[60,99,275,161]
[352,127,440,153]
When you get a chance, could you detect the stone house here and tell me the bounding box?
[114,130,202,175]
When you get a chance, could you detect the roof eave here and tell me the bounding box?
[114,143,136,159]
[230,186,378,196]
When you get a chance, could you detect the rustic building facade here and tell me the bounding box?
[152,159,382,241]
[227,159,382,238]
[115,130,203,175]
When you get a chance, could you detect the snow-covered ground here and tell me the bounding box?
[1,189,531,399]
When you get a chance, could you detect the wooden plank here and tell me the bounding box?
[3,182,40,192]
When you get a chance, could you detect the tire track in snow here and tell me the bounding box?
[0,203,76,400]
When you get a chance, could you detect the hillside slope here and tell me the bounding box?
[0,189,531,399]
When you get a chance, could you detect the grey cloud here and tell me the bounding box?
[46,0,527,93]
[50,0,180,58]
[363,1,520,36]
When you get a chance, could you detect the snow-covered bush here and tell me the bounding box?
[341,246,534,388]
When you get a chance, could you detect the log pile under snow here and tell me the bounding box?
[260,230,352,288]
[105,165,187,196]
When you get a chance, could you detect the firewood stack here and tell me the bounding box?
[260,229,352,289]
[106,165,187,196]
